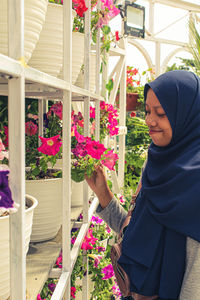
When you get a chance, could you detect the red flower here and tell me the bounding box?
[130,111,136,117]
[25,121,38,136]
[115,30,120,41]
[37,135,62,156]
[71,286,76,298]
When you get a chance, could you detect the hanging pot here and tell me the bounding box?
[29,3,79,78]
[116,93,141,111]
[26,176,62,242]
[0,0,48,63]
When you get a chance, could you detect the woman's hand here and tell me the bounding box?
[85,165,113,209]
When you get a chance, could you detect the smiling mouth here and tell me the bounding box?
[149,130,162,135]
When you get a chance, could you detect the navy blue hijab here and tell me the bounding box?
[118,70,200,299]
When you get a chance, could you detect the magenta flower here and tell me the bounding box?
[101,150,118,171]
[48,283,56,293]
[25,121,38,136]
[72,0,88,17]
[56,254,62,269]
[106,225,111,233]
[74,126,87,143]
[3,126,8,148]
[107,124,119,136]
[38,135,62,156]
[48,101,63,120]
[37,295,45,300]
[112,283,122,297]
[86,140,106,159]
[96,246,106,253]
[90,107,95,119]
[94,255,102,268]
[101,264,115,280]
[71,237,76,245]
[81,229,98,250]
[91,215,103,225]
[119,195,125,205]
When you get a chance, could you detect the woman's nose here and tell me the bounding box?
[145,115,157,127]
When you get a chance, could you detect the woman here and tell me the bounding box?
[86,70,200,300]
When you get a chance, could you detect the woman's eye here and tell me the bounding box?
[157,113,166,117]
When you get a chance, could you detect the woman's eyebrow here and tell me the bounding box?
[145,103,163,109]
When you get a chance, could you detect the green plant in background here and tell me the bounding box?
[188,17,200,75]
[124,114,151,192]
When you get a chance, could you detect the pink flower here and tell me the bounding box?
[71,237,76,244]
[0,138,5,153]
[90,106,95,119]
[81,229,98,250]
[56,254,62,268]
[101,150,118,171]
[27,113,38,120]
[25,121,38,136]
[85,140,106,159]
[91,215,103,224]
[101,264,114,280]
[72,0,88,17]
[48,102,63,120]
[107,125,119,136]
[37,295,45,300]
[106,225,111,233]
[71,286,76,298]
[119,195,125,205]
[112,283,121,298]
[94,255,102,268]
[74,126,87,143]
[3,126,8,148]
[38,135,62,156]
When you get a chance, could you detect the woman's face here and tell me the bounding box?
[145,88,172,147]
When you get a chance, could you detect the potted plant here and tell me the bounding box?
[29,0,79,78]
[115,66,154,111]
[74,0,121,92]
[0,141,38,299]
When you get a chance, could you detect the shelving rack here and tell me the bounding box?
[0,0,127,299]
[2,0,199,299]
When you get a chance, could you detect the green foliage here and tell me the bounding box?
[188,18,200,75]
[124,115,151,191]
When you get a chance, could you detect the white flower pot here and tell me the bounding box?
[59,32,85,83]
[29,3,77,77]
[26,177,62,242]
[0,194,38,300]
[75,51,97,93]
[0,0,48,63]
[71,180,93,207]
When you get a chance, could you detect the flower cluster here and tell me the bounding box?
[37,213,120,299]
[49,0,88,17]
[72,100,119,141]
[71,126,118,182]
